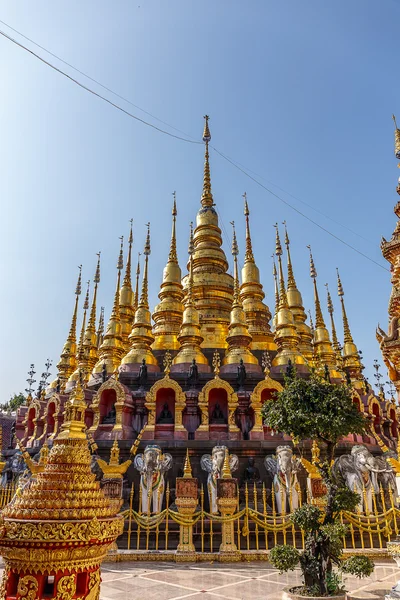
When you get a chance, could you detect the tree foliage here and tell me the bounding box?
[1,393,26,413]
[263,370,373,596]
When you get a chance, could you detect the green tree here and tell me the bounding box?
[1,393,26,413]
[262,370,374,596]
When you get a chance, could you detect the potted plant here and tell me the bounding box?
[262,368,374,598]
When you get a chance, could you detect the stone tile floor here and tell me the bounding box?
[97,561,400,600]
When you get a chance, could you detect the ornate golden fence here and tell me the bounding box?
[119,482,400,554]
[0,484,17,509]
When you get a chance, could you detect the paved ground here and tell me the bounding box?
[99,561,400,600]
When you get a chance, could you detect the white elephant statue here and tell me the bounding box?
[264,446,302,514]
[133,444,172,514]
[200,445,239,513]
[332,445,394,513]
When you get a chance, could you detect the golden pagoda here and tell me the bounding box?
[222,222,259,368]
[377,116,400,393]
[183,116,235,348]
[337,269,363,381]
[325,282,343,370]
[152,193,185,351]
[240,194,275,351]
[272,225,305,368]
[120,224,159,371]
[54,266,82,387]
[283,223,314,364]
[119,221,135,352]
[0,379,123,599]
[172,223,210,370]
[92,239,125,379]
[308,247,341,380]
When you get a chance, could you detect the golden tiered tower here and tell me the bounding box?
[152,194,185,350]
[0,379,123,600]
[337,269,363,382]
[55,266,82,385]
[184,116,235,348]
[240,194,275,351]
[325,283,343,371]
[283,223,314,364]
[377,116,400,392]
[119,221,135,352]
[172,224,210,369]
[272,225,305,368]
[92,239,125,378]
[121,224,159,371]
[308,247,340,380]
[222,222,259,368]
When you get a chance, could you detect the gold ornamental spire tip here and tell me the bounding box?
[222,447,232,479]
[87,253,101,330]
[75,265,82,296]
[139,225,150,308]
[243,192,254,263]
[325,283,340,352]
[274,224,288,309]
[307,246,317,279]
[201,115,213,208]
[117,236,124,271]
[183,448,193,478]
[123,220,133,289]
[134,252,141,311]
[308,247,325,328]
[325,283,334,315]
[274,223,283,256]
[168,192,178,262]
[231,221,240,303]
[336,268,354,344]
[272,255,279,312]
[83,280,90,311]
[283,222,296,290]
[393,115,400,159]
[94,252,101,284]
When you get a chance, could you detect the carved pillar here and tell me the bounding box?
[175,396,188,440]
[195,400,209,440]
[143,399,156,439]
[228,395,240,440]
[175,476,198,560]
[217,478,240,560]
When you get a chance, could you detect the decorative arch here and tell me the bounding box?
[197,377,240,437]
[250,377,283,405]
[198,378,238,404]
[37,394,61,442]
[368,395,382,434]
[145,375,186,436]
[26,399,41,444]
[385,400,398,439]
[146,376,186,405]
[351,390,363,412]
[91,377,126,407]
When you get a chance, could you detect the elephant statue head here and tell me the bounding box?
[201,445,239,480]
[134,445,172,484]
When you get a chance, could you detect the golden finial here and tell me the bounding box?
[117,236,124,271]
[274,224,288,310]
[262,350,271,378]
[96,306,104,348]
[134,252,141,311]
[163,350,172,376]
[243,192,255,263]
[139,224,151,309]
[325,282,341,354]
[231,221,240,303]
[56,265,83,380]
[183,448,193,478]
[96,438,132,480]
[59,376,88,440]
[69,265,82,338]
[336,268,353,344]
[283,222,296,290]
[86,252,101,336]
[308,309,315,335]
[311,440,320,465]
[272,255,279,314]
[212,350,221,377]
[201,115,213,208]
[186,222,195,305]
[168,192,178,262]
[77,280,90,361]
[307,246,325,328]
[123,221,133,288]
[222,447,232,479]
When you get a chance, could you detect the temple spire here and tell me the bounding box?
[134,253,141,311]
[222,222,257,368]
[307,247,340,378]
[240,194,275,350]
[77,280,90,362]
[82,253,101,372]
[272,225,304,369]
[92,238,125,377]
[153,194,184,351]
[337,269,363,380]
[56,266,82,383]
[172,223,209,369]
[325,282,343,368]
[96,306,104,348]
[201,115,213,208]
[119,222,135,351]
[283,223,313,364]
[243,192,254,263]
[121,225,158,371]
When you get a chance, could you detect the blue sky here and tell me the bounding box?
[0,0,398,399]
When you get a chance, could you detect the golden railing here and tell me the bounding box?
[119,482,400,553]
[0,484,17,509]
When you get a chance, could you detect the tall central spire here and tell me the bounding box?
[188,116,233,348]
[120,220,135,351]
[201,115,213,208]
[56,266,82,384]
[337,269,363,380]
